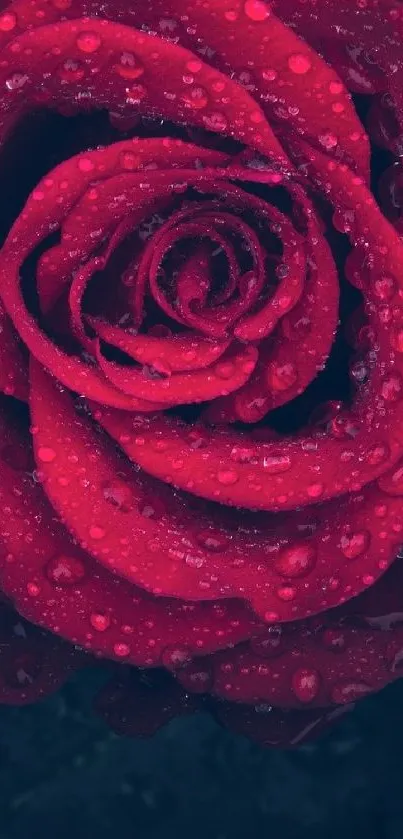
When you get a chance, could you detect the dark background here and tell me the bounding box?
[0,669,402,839]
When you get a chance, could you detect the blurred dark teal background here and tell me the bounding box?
[0,669,402,839]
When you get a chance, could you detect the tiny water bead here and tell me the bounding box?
[244,0,271,21]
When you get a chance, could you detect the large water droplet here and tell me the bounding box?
[340,530,370,559]
[244,0,271,21]
[291,668,321,703]
[274,542,317,579]
[45,553,86,587]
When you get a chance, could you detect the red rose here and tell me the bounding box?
[0,0,403,747]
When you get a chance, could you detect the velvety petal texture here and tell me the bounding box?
[0,0,402,748]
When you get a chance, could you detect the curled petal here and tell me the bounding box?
[28,361,403,623]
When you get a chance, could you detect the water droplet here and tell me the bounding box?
[76,31,102,53]
[230,445,256,464]
[244,0,270,21]
[202,112,228,132]
[0,11,17,31]
[322,628,347,652]
[102,479,133,512]
[114,52,144,80]
[37,446,56,463]
[58,58,85,82]
[90,612,111,632]
[306,482,324,499]
[287,53,312,75]
[318,133,338,150]
[126,84,147,105]
[329,80,344,95]
[274,543,317,579]
[330,680,371,704]
[77,156,95,173]
[262,68,278,82]
[381,373,403,402]
[89,525,106,540]
[276,585,296,601]
[45,553,86,586]
[262,454,291,474]
[291,668,321,703]
[373,275,395,300]
[113,642,131,658]
[267,362,297,392]
[195,529,229,552]
[340,530,370,559]
[217,469,239,486]
[179,662,213,693]
[186,59,202,74]
[161,645,192,671]
[183,86,209,110]
[366,443,390,466]
[250,626,283,658]
[5,73,29,91]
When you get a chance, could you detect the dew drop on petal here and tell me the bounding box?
[37,446,57,463]
[76,31,102,53]
[45,554,86,587]
[321,628,347,652]
[340,530,371,559]
[0,12,17,31]
[274,543,317,579]
[287,53,312,75]
[90,612,111,632]
[217,469,239,486]
[291,668,321,703]
[250,626,283,658]
[381,373,403,402]
[89,525,106,540]
[244,0,271,21]
[330,681,372,704]
[113,642,131,658]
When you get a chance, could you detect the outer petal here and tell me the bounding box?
[29,360,403,624]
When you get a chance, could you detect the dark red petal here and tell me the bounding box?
[0,407,260,663]
[0,602,81,705]
[87,318,231,374]
[0,18,289,164]
[96,340,258,404]
[275,0,403,144]
[35,139,227,314]
[176,617,403,709]
[28,360,403,623]
[0,301,28,401]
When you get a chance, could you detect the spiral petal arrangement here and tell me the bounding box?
[0,0,402,747]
